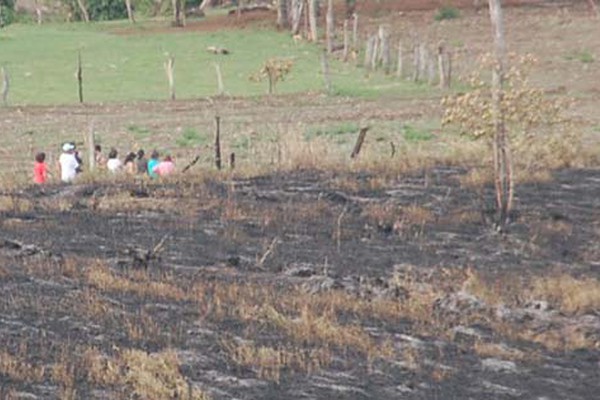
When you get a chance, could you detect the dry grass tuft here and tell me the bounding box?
[531,274,600,315]
[0,351,46,384]
[85,264,186,301]
[223,341,332,382]
[473,341,526,361]
[122,349,209,400]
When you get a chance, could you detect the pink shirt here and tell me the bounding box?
[154,161,175,176]
[33,162,48,184]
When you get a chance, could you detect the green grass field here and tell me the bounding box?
[0,20,429,105]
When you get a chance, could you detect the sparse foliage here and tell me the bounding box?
[442,53,578,225]
[250,58,293,94]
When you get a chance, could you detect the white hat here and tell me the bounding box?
[62,142,75,152]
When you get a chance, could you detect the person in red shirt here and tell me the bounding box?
[33,152,49,184]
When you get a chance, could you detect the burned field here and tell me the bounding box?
[0,166,599,399]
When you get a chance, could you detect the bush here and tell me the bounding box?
[0,0,15,27]
[434,6,460,21]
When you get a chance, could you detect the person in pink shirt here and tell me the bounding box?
[33,152,49,184]
[153,155,175,177]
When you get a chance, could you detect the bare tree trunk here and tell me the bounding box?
[396,40,403,78]
[164,55,176,100]
[352,13,358,50]
[488,0,511,227]
[326,0,334,53]
[379,26,391,74]
[76,0,90,22]
[198,0,211,11]
[412,41,420,81]
[1,66,9,106]
[342,19,349,61]
[308,0,318,42]
[370,34,379,70]
[125,0,135,23]
[437,42,447,88]
[35,0,43,24]
[364,36,374,70]
[419,43,428,81]
[277,0,289,29]
[291,0,304,34]
[172,0,185,27]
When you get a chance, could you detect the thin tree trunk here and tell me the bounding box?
[438,42,447,88]
[76,0,90,22]
[172,0,185,27]
[396,40,403,78]
[352,13,358,50]
[419,43,428,81]
[370,34,379,70]
[342,19,349,61]
[277,0,289,29]
[412,41,420,81]
[326,0,334,53]
[488,0,510,227]
[364,36,374,70]
[308,0,318,42]
[291,0,303,34]
[379,27,391,74]
[125,0,135,23]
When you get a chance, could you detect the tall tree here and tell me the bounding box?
[76,0,90,22]
[125,0,135,22]
[277,0,289,29]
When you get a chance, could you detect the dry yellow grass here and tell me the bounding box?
[531,274,600,315]
[473,341,526,361]
[223,341,332,382]
[85,264,186,301]
[0,351,46,384]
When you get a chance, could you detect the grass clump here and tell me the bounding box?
[435,6,460,21]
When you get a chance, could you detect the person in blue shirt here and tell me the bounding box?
[147,150,160,178]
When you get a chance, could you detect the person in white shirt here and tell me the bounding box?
[106,148,122,173]
[58,142,80,183]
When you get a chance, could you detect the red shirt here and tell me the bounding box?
[33,162,48,184]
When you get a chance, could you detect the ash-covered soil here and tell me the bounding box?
[0,167,599,399]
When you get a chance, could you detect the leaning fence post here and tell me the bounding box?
[350,127,370,158]
[214,115,222,170]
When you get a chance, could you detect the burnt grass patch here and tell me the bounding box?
[0,166,599,399]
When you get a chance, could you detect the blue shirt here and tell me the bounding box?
[147,158,159,178]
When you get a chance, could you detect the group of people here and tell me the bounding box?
[33,142,175,184]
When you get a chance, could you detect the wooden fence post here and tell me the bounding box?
[164,55,175,100]
[86,120,96,172]
[321,49,333,95]
[214,116,222,170]
[1,66,9,106]
[229,152,235,170]
[77,51,83,103]
[214,63,224,96]
[350,127,370,158]
[438,42,448,88]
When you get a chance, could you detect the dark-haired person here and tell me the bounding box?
[147,150,160,179]
[106,148,122,173]
[136,149,148,175]
[33,152,49,184]
[123,152,137,175]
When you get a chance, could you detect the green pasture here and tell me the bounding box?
[0,20,429,105]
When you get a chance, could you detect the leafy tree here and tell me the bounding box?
[250,58,293,95]
[442,53,578,227]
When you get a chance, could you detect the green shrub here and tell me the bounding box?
[434,6,460,21]
[0,0,15,27]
